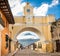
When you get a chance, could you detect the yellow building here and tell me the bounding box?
[9,3,55,53]
[0,0,15,56]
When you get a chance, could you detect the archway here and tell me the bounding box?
[15,27,45,42]
[14,27,45,50]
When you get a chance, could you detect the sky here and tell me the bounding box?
[8,0,60,19]
[16,31,45,42]
[16,31,40,47]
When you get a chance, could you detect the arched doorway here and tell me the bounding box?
[17,31,40,49]
[15,27,45,42]
[14,27,45,51]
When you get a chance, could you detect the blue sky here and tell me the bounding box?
[8,0,60,19]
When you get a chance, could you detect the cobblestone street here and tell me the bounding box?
[12,48,60,56]
[0,0,60,56]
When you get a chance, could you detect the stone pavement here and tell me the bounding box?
[6,48,60,56]
[14,48,60,56]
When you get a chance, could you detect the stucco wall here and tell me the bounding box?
[0,10,10,56]
[9,15,55,52]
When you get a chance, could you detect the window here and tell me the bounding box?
[27,9,30,12]
[6,42,8,49]
[5,34,9,49]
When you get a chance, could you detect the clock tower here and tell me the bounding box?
[24,2,33,16]
[24,3,33,23]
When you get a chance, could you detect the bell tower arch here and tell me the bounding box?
[24,3,33,23]
[24,3,33,16]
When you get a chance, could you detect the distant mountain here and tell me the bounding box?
[17,31,40,40]
[23,32,35,36]
[18,39,40,47]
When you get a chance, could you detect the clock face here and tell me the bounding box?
[27,9,30,12]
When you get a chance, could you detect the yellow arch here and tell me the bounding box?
[15,27,45,42]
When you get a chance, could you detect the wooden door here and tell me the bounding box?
[56,40,60,52]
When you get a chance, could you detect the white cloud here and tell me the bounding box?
[8,0,59,16]
[33,0,59,16]
[33,4,49,16]
[8,0,49,16]
[8,0,26,16]
[49,0,59,7]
